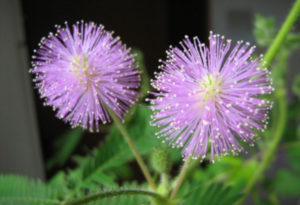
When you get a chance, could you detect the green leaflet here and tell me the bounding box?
[253,14,276,47]
[179,183,241,205]
[0,175,61,205]
[63,182,154,205]
[62,182,156,205]
[0,175,158,205]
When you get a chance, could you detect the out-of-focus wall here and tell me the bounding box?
[210,0,299,100]
[0,0,44,179]
[210,0,294,42]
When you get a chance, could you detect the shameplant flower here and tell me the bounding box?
[31,21,140,132]
[149,32,274,162]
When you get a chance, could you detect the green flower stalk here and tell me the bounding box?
[237,0,300,204]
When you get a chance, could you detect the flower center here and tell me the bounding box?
[199,74,223,102]
[70,55,97,88]
[70,55,88,72]
[70,55,97,77]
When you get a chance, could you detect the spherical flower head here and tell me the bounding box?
[150,32,274,162]
[31,21,140,132]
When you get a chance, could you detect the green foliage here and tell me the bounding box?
[288,99,300,120]
[273,169,300,197]
[191,156,259,196]
[254,14,276,47]
[0,174,243,205]
[63,182,153,205]
[48,171,70,195]
[253,13,300,203]
[0,175,159,205]
[254,14,300,88]
[0,175,60,205]
[254,13,300,49]
[82,192,148,205]
[46,127,83,170]
[181,183,241,205]
[283,33,300,50]
[293,74,300,98]
[63,105,173,195]
[133,48,150,100]
[287,144,300,171]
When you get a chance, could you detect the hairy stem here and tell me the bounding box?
[61,189,161,205]
[106,107,157,191]
[170,156,193,199]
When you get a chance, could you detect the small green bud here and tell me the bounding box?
[150,147,171,174]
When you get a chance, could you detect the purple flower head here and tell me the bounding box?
[149,32,274,162]
[31,21,140,132]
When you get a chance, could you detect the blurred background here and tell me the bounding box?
[0,0,299,204]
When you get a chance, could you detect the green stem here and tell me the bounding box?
[252,188,261,205]
[263,0,300,68]
[157,173,169,197]
[268,191,280,205]
[237,90,287,204]
[61,189,161,205]
[106,107,157,191]
[236,0,300,203]
[170,156,193,199]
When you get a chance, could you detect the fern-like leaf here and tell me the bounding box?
[182,183,242,205]
[0,175,61,205]
[63,182,155,205]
